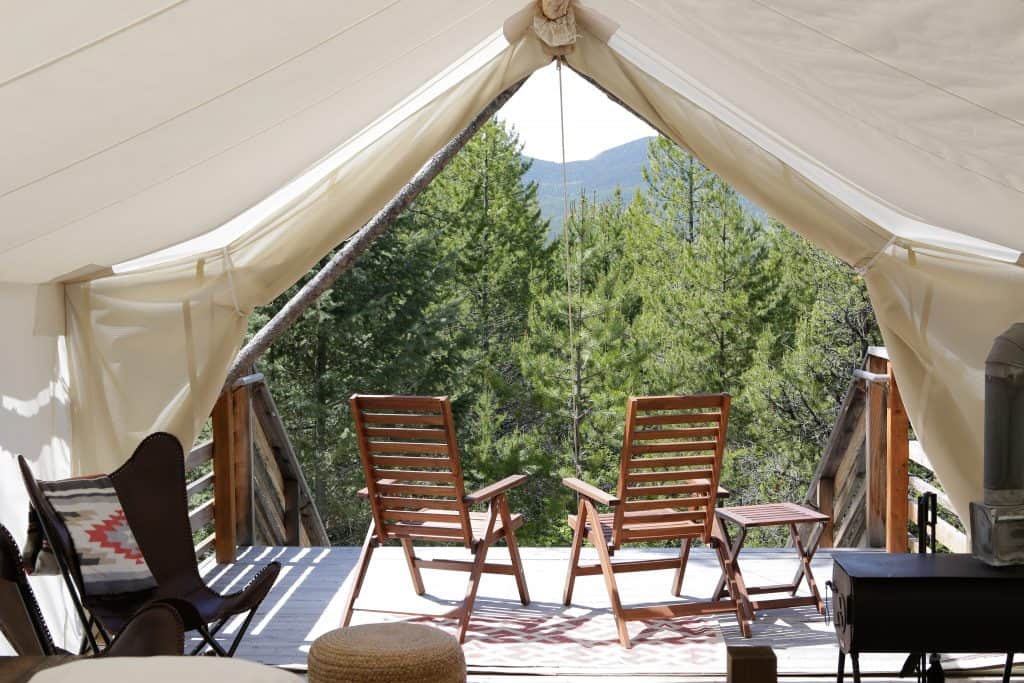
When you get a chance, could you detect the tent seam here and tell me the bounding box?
[0,0,187,89]
[0,0,405,202]
[750,0,1024,130]
[623,0,1024,199]
[0,3,507,264]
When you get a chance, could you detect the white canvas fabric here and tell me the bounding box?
[2,1,1024,601]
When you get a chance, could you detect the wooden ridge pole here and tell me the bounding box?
[223,78,528,390]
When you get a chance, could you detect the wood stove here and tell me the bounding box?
[831,551,1024,682]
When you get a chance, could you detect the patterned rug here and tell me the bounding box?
[401,602,726,675]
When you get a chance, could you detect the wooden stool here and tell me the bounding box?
[713,503,829,624]
[728,645,777,683]
[308,623,466,682]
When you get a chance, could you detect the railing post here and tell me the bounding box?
[864,354,888,547]
[283,478,301,546]
[232,383,255,546]
[885,363,910,552]
[212,391,237,563]
[817,477,834,548]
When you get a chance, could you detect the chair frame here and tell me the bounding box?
[19,432,279,657]
[343,394,531,643]
[561,394,751,647]
[0,522,185,659]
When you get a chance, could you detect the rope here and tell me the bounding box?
[557,58,580,476]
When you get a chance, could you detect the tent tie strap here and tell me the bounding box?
[855,236,898,276]
[221,247,244,317]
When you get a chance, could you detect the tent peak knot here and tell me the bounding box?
[534,0,578,55]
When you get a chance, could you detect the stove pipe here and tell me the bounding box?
[971,323,1024,565]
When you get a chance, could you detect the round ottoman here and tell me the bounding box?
[308,623,466,683]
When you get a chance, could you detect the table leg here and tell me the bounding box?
[851,652,861,683]
[1004,652,1013,683]
[712,519,733,600]
[790,520,825,592]
[790,521,825,613]
[713,521,745,601]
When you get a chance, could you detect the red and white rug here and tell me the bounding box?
[404,604,725,675]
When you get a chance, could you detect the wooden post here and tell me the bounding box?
[283,478,301,546]
[211,392,237,563]
[885,362,910,553]
[231,384,254,546]
[727,646,777,683]
[864,354,888,547]
[817,477,834,548]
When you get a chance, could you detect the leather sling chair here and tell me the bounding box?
[0,522,185,683]
[19,432,280,657]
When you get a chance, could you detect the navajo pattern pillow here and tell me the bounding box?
[37,475,157,597]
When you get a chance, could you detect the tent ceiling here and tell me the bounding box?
[0,0,522,283]
[4,1,1023,284]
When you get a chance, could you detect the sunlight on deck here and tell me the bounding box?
[199,547,1007,680]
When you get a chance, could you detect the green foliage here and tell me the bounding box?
[252,128,880,547]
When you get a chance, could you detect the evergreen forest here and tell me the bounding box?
[250,121,881,546]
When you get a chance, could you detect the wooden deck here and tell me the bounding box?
[199,546,1011,681]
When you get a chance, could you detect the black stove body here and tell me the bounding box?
[831,552,1024,682]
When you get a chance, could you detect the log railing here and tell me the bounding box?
[188,372,330,562]
[804,347,967,552]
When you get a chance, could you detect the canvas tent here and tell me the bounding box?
[2,0,1023,650]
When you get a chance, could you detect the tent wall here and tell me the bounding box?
[0,283,78,653]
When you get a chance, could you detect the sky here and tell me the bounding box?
[497,63,656,162]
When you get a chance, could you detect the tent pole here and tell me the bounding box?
[223,77,528,390]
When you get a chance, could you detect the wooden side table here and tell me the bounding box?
[712,503,830,621]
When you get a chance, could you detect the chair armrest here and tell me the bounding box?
[562,477,619,506]
[463,474,528,505]
[358,479,397,499]
[717,485,730,499]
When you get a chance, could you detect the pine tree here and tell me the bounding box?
[642,136,726,242]
[253,213,458,542]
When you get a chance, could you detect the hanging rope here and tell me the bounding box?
[557,58,581,477]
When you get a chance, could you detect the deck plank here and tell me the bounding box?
[198,546,1005,679]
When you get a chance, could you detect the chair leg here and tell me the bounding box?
[457,504,499,643]
[497,494,530,605]
[1004,652,1013,683]
[342,524,377,627]
[194,622,229,657]
[400,538,425,595]
[672,538,691,597]
[226,605,261,657]
[563,498,587,606]
[583,499,630,649]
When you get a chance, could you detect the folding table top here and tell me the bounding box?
[716,502,828,528]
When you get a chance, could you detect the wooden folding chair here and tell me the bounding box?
[343,394,531,642]
[562,394,751,647]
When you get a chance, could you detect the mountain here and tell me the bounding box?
[522,136,766,239]
[523,137,651,238]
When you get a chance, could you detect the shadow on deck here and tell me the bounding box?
[198,546,1007,681]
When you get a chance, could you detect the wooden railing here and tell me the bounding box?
[804,347,967,552]
[188,372,330,562]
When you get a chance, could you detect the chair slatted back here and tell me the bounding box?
[612,394,730,547]
[350,395,473,548]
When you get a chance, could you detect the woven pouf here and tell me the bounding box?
[308,623,466,683]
